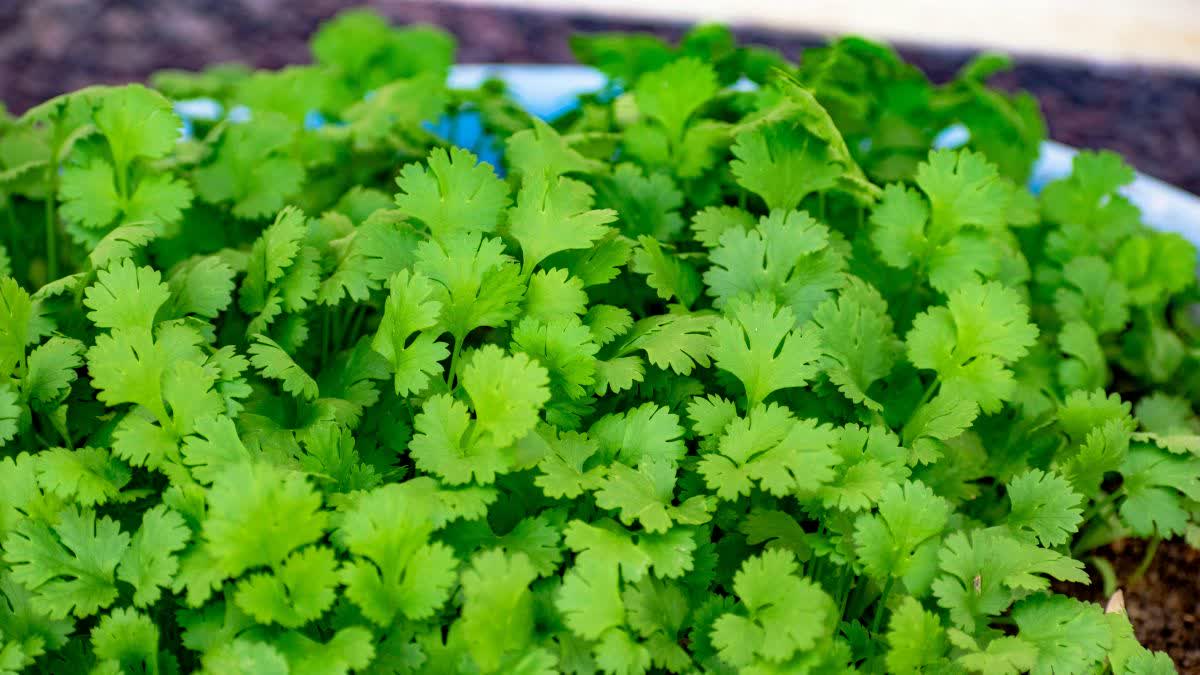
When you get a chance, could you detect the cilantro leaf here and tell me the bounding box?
[372,269,449,397]
[394,147,510,241]
[508,173,617,275]
[202,463,327,578]
[705,209,845,324]
[117,505,191,607]
[594,460,713,532]
[3,506,130,618]
[711,549,835,667]
[1005,469,1083,548]
[248,334,319,400]
[409,346,549,484]
[731,121,842,210]
[83,259,170,333]
[907,281,1038,413]
[698,404,840,499]
[234,546,339,627]
[634,58,717,143]
[339,484,458,625]
[710,298,821,408]
[809,276,901,410]
[932,530,1087,632]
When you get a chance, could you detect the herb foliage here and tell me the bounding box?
[0,9,1195,674]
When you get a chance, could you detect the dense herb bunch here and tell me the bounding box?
[0,9,1196,674]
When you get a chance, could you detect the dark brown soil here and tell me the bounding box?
[2,0,1199,665]
[1061,539,1200,671]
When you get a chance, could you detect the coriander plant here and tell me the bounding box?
[0,9,1195,675]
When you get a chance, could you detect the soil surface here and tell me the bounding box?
[1060,538,1200,671]
[2,0,1199,665]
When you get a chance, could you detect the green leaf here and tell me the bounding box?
[705,209,844,324]
[556,554,625,640]
[1118,445,1200,537]
[415,233,525,341]
[91,607,160,675]
[508,173,617,274]
[22,337,84,409]
[93,84,180,169]
[234,546,339,627]
[339,483,458,625]
[506,118,605,179]
[590,403,686,467]
[394,147,510,241]
[461,345,551,447]
[634,58,717,142]
[167,256,237,319]
[932,530,1087,632]
[630,235,701,308]
[84,259,170,332]
[821,423,910,511]
[1054,256,1129,334]
[202,463,327,578]
[194,114,304,219]
[1012,595,1111,675]
[886,597,950,673]
[1058,320,1107,393]
[710,298,821,407]
[410,346,550,484]
[117,505,191,607]
[534,429,604,500]
[907,281,1038,413]
[854,480,950,583]
[1005,469,1083,547]
[614,313,715,376]
[0,277,33,375]
[595,460,713,533]
[371,269,449,397]
[731,121,842,210]
[35,447,130,507]
[459,549,541,672]
[248,334,319,400]
[809,276,901,410]
[698,404,840,499]
[3,506,130,618]
[711,548,834,667]
[523,268,588,322]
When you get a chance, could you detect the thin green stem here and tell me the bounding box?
[321,310,332,369]
[1080,489,1122,525]
[332,305,353,351]
[869,577,895,635]
[4,195,17,253]
[344,304,368,346]
[446,334,465,390]
[44,166,58,281]
[915,376,941,410]
[901,376,942,441]
[1128,536,1161,587]
[836,569,853,620]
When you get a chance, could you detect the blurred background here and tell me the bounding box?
[1,0,1198,666]
[1,0,1199,194]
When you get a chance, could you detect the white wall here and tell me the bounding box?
[456,0,1200,68]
